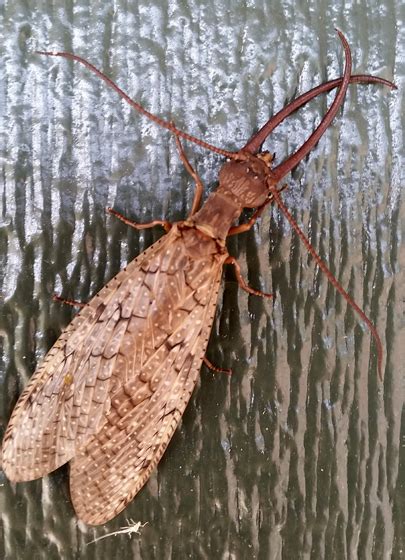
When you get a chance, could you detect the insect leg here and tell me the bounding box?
[52,294,86,308]
[203,356,232,375]
[225,256,273,299]
[228,205,268,236]
[173,134,204,216]
[227,185,288,236]
[107,207,172,232]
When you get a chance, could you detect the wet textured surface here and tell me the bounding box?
[0,1,404,559]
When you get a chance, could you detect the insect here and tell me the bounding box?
[1,32,395,525]
[87,519,146,544]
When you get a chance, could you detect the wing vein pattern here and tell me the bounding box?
[2,225,226,524]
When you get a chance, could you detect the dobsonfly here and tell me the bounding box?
[1,32,395,525]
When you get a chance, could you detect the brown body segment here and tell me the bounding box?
[1,33,394,524]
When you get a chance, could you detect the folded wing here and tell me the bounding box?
[70,257,223,524]
[2,225,225,492]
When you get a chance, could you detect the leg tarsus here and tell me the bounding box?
[107,207,171,232]
[226,257,273,299]
[203,356,232,375]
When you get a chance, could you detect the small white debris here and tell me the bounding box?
[87,519,147,544]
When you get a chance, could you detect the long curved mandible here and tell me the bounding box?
[243,74,396,155]
[258,30,352,181]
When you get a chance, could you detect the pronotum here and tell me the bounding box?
[1,32,395,525]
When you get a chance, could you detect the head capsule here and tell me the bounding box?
[218,152,276,208]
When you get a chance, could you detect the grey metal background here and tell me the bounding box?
[0,1,403,559]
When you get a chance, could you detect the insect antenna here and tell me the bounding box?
[36,50,237,159]
[255,32,383,377]
[267,182,383,379]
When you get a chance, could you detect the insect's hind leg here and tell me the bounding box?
[173,134,204,216]
[107,207,172,232]
[203,356,232,375]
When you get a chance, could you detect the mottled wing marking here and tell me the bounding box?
[70,238,225,525]
[2,227,186,481]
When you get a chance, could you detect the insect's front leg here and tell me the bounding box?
[173,133,204,216]
[107,207,172,232]
[227,204,269,236]
[227,184,288,236]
